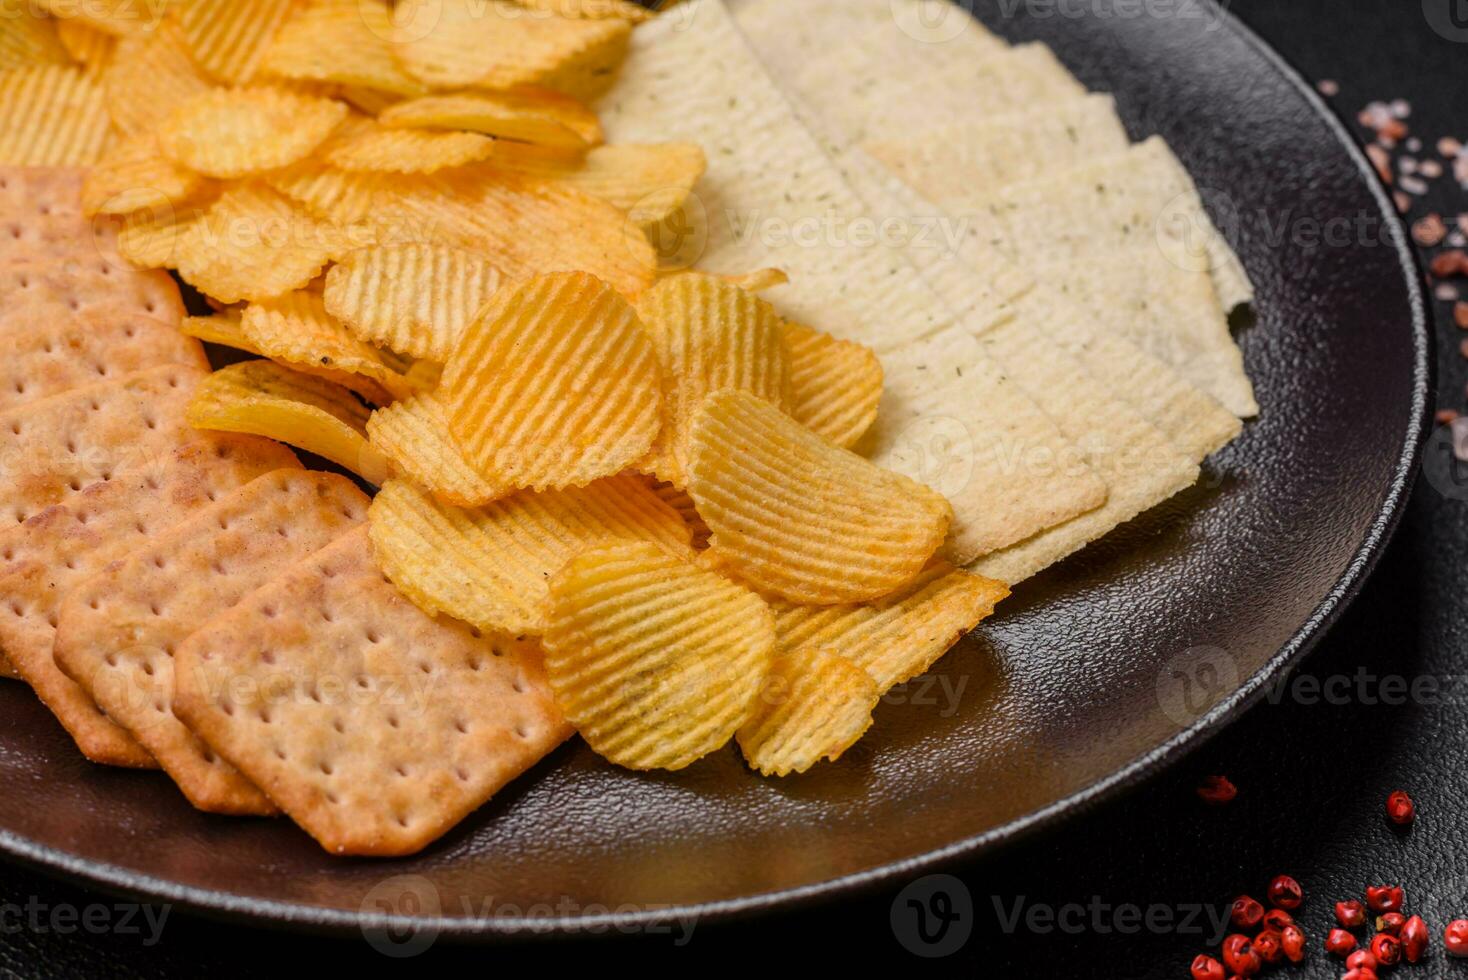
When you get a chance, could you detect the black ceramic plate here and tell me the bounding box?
[0,0,1430,939]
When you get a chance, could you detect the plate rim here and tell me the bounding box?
[0,0,1433,940]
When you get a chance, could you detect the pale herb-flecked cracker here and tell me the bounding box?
[0,437,299,765]
[174,527,572,856]
[55,470,369,815]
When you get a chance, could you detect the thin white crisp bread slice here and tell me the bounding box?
[0,437,300,765]
[597,0,1106,561]
[54,471,369,815]
[0,256,184,327]
[174,527,573,857]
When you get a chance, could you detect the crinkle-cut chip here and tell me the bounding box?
[0,255,184,326]
[81,133,207,216]
[736,650,878,776]
[102,21,212,136]
[0,311,208,411]
[174,526,571,857]
[648,477,710,549]
[391,0,631,98]
[325,243,503,362]
[116,192,217,270]
[486,141,705,230]
[369,476,690,634]
[689,388,953,604]
[782,321,882,450]
[241,291,413,403]
[509,0,654,21]
[772,562,1009,693]
[378,88,603,151]
[721,268,788,293]
[175,0,298,84]
[443,271,661,490]
[173,184,364,304]
[543,541,775,770]
[321,122,495,174]
[33,0,157,36]
[158,87,350,179]
[186,360,392,483]
[367,394,506,507]
[0,66,109,166]
[337,85,404,116]
[0,8,71,70]
[0,436,300,766]
[54,469,369,816]
[181,313,256,352]
[55,18,115,71]
[633,272,789,486]
[262,0,427,96]
[264,160,387,225]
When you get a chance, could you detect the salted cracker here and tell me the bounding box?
[0,257,185,327]
[55,471,369,815]
[174,527,573,856]
[0,437,299,765]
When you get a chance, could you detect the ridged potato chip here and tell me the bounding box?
[0,66,110,166]
[487,141,706,230]
[369,475,691,634]
[159,87,349,179]
[782,321,882,449]
[116,192,217,269]
[102,21,212,136]
[443,272,662,490]
[265,160,387,225]
[689,389,953,604]
[173,184,360,303]
[337,85,403,116]
[81,133,207,216]
[324,243,503,361]
[509,0,653,20]
[648,478,710,549]
[722,268,788,293]
[55,19,114,71]
[34,0,156,36]
[176,0,298,84]
[262,0,427,96]
[543,541,776,770]
[379,88,603,150]
[367,393,506,506]
[187,360,391,482]
[0,9,71,70]
[392,0,631,97]
[736,650,878,776]
[773,562,1009,692]
[241,290,409,404]
[321,121,495,174]
[182,312,256,351]
[633,272,789,486]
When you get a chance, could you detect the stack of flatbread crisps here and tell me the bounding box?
[0,0,1254,856]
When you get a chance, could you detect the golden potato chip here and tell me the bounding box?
[633,272,789,486]
[392,0,630,97]
[543,541,776,770]
[369,475,691,634]
[324,243,503,361]
[736,650,878,776]
[367,393,505,506]
[510,0,653,20]
[116,192,216,269]
[34,0,157,36]
[378,88,603,150]
[487,141,706,230]
[772,562,1009,692]
[101,20,212,136]
[81,132,207,216]
[176,0,298,84]
[336,85,403,116]
[55,18,114,71]
[265,160,387,225]
[187,360,391,482]
[648,478,710,549]
[158,86,349,179]
[173,183,361,303]
[0,66,109,166]
[0,8,71,70]
[689,389,953,604]
[321,120,495,174]
[262,0,427,96]
[782,321,882,450]
[444,272,661,490]
[240,290,412,403]
[181,312,256,351]
[722,268,788,293]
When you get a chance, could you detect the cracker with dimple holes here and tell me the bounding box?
[736,650,878,777]
[368,476,690,636]
[0,258,184,328]
[55,471,369,815]
[0,437,300,765]
[0,312,208,412]
[174,527,571,856]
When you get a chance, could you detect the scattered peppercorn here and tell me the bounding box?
[1346,949,1378,971]
[1377,911,1406,935]
[1444,919,1468,957]
[1261,908,1294,932]
[1252,929,1283,966]
[1456,302,1468,330]
[1326,928,1359,956]
[1230,895,1264,930]
[1370,932,1403,967]
[1386,790,1415,825]
[1196,775,1237,805]
[1267,875,1303,910]
[1401,914,1429,963]
[1280,923,1306,963]
[1337,899,1367,928]
[1366,885,1404,914]
[1190,953,1226,980]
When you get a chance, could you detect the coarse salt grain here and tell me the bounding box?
[1421,159,1444,179]
[1435,283,1460,302]
[1414,214,1448,247]
[1457,302,1468,330]
[1318,79,1339,96]
[1408,138,1423,153]
[1441,137,1464,157]
[1401,156,1419,175]
[1401,175,1429,195]
[1395,191,1412,213]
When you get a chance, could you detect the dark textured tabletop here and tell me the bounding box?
[3,0,1466,976]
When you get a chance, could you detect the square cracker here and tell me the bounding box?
[0,257,185,328]
[55,470,370,815]
[0,437,300,766]
[0,167,86,218]
[0,363,209,526]
[175,527,573,856]
[0,311,208,412]
[0,166,135,269]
